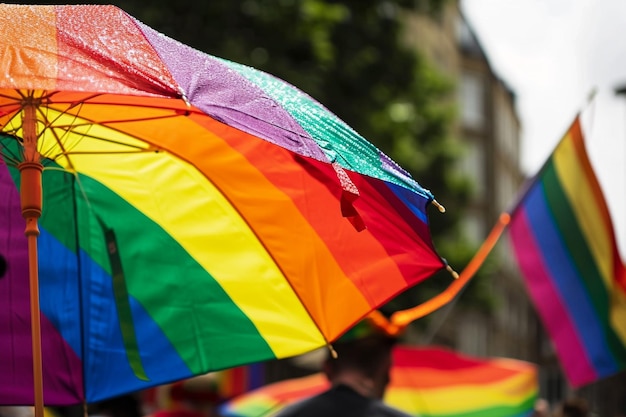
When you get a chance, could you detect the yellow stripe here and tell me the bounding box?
[385,371,536,414]
[612,286,626,344]
[42,111,326,358]
[551,132,626,346]
[552,133,614,287]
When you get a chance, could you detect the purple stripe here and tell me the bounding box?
[135,21,327,161]
[0,162,83,405]
[509,207,598,386]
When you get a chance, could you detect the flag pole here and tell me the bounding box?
[614,83,626,255]
[363,213,512,337]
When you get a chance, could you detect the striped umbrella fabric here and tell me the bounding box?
[0,4,446,406]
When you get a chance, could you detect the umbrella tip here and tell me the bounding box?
[327,343,338,359]
[446,264,459,279]
[432,200,445,213]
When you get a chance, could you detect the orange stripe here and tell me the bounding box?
[242,155,412,297]
[37,94,369,340]
[0,6,57,90]
[187,115,400,339]
[72,96,439,298]
[154,111,375,339]
[34,93,435,340]
[391,366,520,389]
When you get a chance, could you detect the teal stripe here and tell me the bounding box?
[218,57,431,198]
[542,161,626,364]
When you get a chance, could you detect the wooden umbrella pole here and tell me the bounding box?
[20,99,44,417]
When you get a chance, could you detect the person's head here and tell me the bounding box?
[0,254,6,278]
[554,398,589,417]
[88,394,142,417]
[532,398,551,417]
[323,333,397,399]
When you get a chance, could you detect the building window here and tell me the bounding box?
[458,140,485,200]
[458,313,487,355]
[463,212,484,245]
[460,71,485,130]
[455,16,474,50]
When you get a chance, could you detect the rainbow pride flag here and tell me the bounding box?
[387,346,537,417]
[508,115,626,387]
[220,345,538,417]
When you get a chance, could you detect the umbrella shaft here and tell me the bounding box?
[18,101,44,417]
[28,232,44,417]
[22,98,40,163]
[19,162,43,224]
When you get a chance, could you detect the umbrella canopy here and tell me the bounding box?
[220,345,539,417]
[0,4,446,409]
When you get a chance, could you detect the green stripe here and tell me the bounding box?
[542,161,626,363]
[3,139,92,260]
[103,225,149,381]
[79,173,276,371]
[2,136,276,371]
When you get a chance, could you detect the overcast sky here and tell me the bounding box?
[460,0,626,258]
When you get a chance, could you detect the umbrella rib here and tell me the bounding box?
[1,109,164,165]
[53,112,189,128]
[50,97,201,115]
[208,103,316,144]
[36,102,82,171]
[0,134,23,166]
[45,128,158,160]
[39,99,188,154]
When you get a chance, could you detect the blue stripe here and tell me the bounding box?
[37,228,195,402]
[79,251,195,402]
[524,183,619,374]
[385,180,429,224]
[84,294,195,401]
[38,228,83,357]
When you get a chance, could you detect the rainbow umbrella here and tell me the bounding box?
[220,345,539,417]
[0,4,447,414]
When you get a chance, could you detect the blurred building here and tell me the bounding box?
[403,0,565,406]
[262,0,552,398]
[263,2,625,415]
[403,2,626,417]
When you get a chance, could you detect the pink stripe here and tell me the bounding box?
[509,209,597,384]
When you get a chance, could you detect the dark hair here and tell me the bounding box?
[0,254,6,278]
[87,393,142,417]
[326,334,397,378]
[556,398,589,417]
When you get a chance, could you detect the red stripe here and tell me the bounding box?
[353,175,444,286]
[391,347,533,388]
[206,116,443,307]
